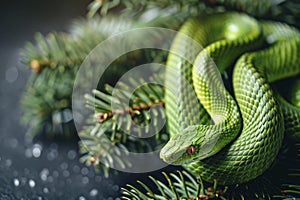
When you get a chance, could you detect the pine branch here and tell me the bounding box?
[274,142,300,199]
[79,123,168,177]
[120,170,275,200]
[20,62,77,137]
[20,14,183,137]
[79,75,169,176]
[87,0,300,28]
[121,170,228,200]
[20,16,135,137]
[87,0,224,18]
[20,16,133,72]
[211,0,300,28]
[90,75,165,127]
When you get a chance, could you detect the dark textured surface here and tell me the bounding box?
[0,1,167,199]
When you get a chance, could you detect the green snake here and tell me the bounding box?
[160,12,300,185]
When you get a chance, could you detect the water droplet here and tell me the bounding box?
[25,148,32,158]
[32,143,42,158]
[40,168,49,181]
[13,171,18,176]
[52,170,59,178]
[5,159,12,167]
[8,138,18,148]
[112,185,119,192]
[43,187,49,193]
[47,149,58,161]
[66,178,72,184]
[28,179,35,188]
[115,198,121,200]
[60,162,68,170]
[89,188,98,197]
[63,170,70,177]
[67,150,77,160]
[95,176,102,182]
[24,168,30,175]
[78,196,86,200]
[82,176,89,184]
[13,178,20,186]
[20,177,27,185]
[47,176,53,183]
[81,167,89,176]
[5,67,18,83]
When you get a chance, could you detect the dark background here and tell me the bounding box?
[0,0,177,199]
[2,1,299,199]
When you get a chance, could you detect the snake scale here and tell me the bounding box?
[160,12,300,185]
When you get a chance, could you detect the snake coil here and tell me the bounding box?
[160,12,300,185]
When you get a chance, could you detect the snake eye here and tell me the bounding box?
[186,145,196,155]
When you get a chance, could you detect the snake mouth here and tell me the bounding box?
[160,155,187,165]
[160,149,197,165]
[160,154,182,165]
[160,146,176,164]
[160,143,184,165]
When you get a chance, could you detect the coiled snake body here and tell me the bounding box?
[160,12,300,184]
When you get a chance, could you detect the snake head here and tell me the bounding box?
[160,125,220,165]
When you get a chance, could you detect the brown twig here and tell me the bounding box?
[96,99,165,123]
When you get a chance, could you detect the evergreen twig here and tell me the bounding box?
[87,0,300,28]
[121,170,228,200]
[79,75,169,176]
[20,13,184,137]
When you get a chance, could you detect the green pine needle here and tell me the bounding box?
[20,13,183,137]
[87,0,300,28]
[121,170,228,199]
[79,75,169,176]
